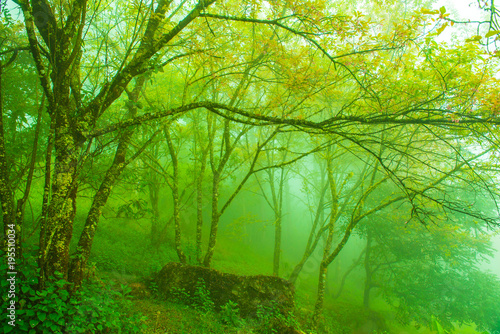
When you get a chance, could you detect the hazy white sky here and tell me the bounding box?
[433,0,488,43]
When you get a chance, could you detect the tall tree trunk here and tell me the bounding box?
[203,171,221,267]
[165,127,186,263]
[272,167,285,276]
[202,117,231,268]
[17,0,217,287]
[194,112,209,264]
[38,118,54,286]
[41,121,78,283]
[363,230,373,309]
[273,213,282,276]
[201,125,268,268]
[312,161,384,324]
[68,76,147,287]
[313,158,337,325]
[15,98,44,260]
[148,176,161,249]
[195,143,208,264]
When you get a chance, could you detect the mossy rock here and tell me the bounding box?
[155,262,295,318]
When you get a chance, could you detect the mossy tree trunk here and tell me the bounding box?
[68,75,148,288]
[312,157,386,325]
[264,164,287,277]
[195,126,209,264]
[14,0,215,287]
[313,156,338,324]
[165,126,187,264]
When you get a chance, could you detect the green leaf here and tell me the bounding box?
[485,30,500,38]
[439,6,446,14]
[421,8,438,14]
[29,319,39,328]
[37,290,47,297]
[436,22,448,35]
[49,313,60,321]
[37,312,46,322]
[3,325,14,333]
[21,285,33,294]
[465,35,482,42]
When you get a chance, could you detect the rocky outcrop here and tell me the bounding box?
[155,262,294,318]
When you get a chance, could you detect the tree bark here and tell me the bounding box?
[18,0,215,287]
[148,174,161,249]
[165,127,187,264]
[203,170,221,267]
[363,230,373,309]
[195,131,209,264]
[313,157,337,324]
[68,76,147,287]
[37,117,54,287]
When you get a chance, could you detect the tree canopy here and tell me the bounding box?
[1,0,500,332]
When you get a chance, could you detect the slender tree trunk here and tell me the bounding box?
[313,158,337,324]
[38,118,54,286]
[15,99,44,260]
[194,112,209,264]
[148,174,161,249]
[165,127,186,263]
[195,145,208,264]
[272,167,286,276]
[203,171,221,267]
[273,213,282,276]
[363,230,373,309]
[201,125,268,268]
[202,118,232,268]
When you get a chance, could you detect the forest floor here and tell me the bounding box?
[123,287,485,334]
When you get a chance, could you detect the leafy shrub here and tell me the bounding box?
[255,301,299,334]
[166,279,215,313]
[170,287,190,304]
[192,278,215,313]
[147,280,159,297]
[220,300,241,326]
[0,249,146,334]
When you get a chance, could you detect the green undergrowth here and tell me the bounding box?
[1,248,146,334]
[137,276,303,334]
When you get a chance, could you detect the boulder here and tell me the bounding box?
[155,262,294,318]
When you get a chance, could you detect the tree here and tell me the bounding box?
[4,0,500,295]
[253,132,294,277]
[7,0,219,287]
[0,24,45,257]
[356,159,500,331]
